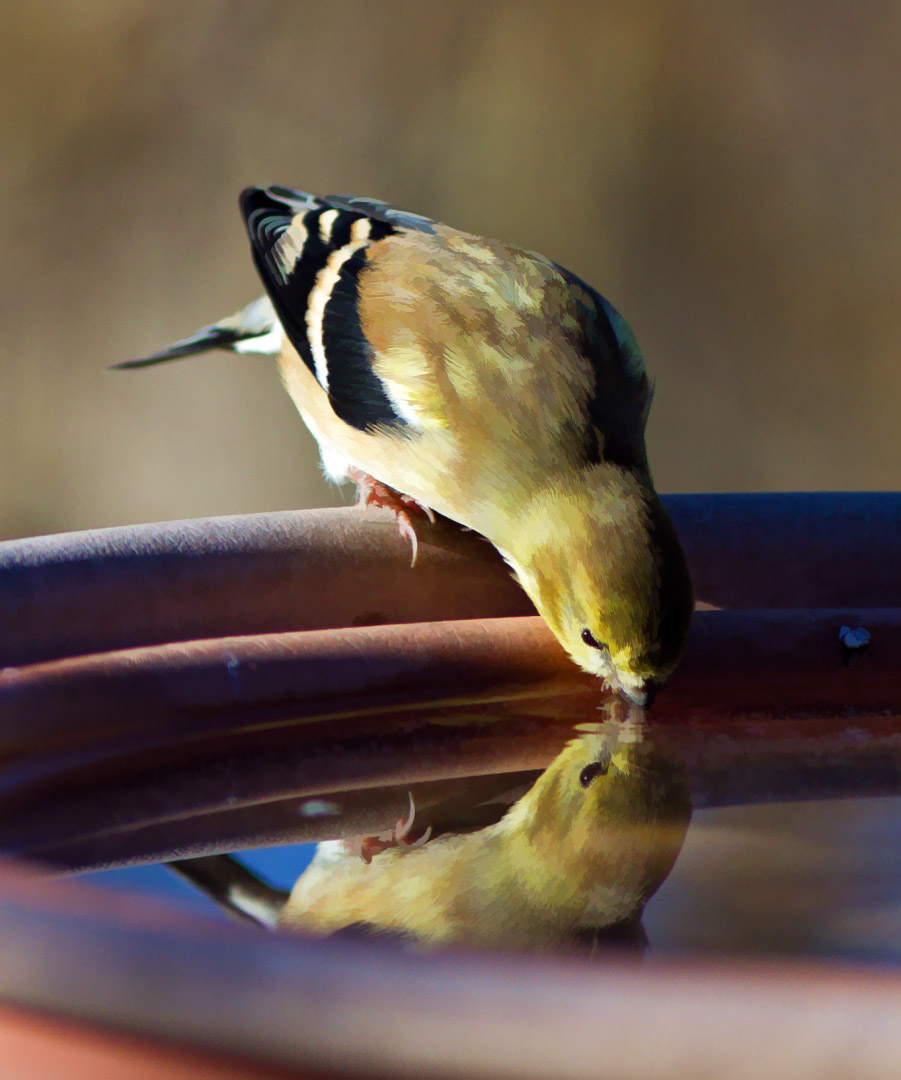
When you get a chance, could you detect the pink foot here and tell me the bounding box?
[343,793,433,865]
[346,467,434,567]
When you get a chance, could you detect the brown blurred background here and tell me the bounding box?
[1,1,898,542]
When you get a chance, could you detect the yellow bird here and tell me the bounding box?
[120,187,694,706]
[277,721,692,952]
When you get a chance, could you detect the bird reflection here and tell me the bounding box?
[279,714,692,953]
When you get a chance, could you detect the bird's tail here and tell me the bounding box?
[112,295,282,370]
[166,854,289,928]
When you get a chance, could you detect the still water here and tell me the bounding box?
[81,697,901,965]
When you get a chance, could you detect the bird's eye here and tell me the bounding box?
[579,761,609,788]
[581,628,608,651]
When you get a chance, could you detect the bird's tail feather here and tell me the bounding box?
[113,295,281,370]
[166,854,289,928]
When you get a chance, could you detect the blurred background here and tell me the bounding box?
[1,1,899,541]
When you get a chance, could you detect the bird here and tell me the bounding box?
[118,186,694,707]
[276,720,692,952]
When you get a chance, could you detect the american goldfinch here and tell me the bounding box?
[277,721,692,952]
[120,187,694,706]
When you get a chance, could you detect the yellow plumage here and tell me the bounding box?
[278,721,692,952]
[120,187,695,705]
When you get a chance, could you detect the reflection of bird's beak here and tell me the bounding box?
[617,679,658,711]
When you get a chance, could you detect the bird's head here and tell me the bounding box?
[502,470,694,707]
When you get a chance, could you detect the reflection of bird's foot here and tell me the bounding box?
[345,793,433,865]
[347,466,435,567]
[393,792,433,849]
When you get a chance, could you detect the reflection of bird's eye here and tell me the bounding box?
[581,628,608,651]
[579,761,609,788]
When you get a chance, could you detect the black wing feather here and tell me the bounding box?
[240,186,432,433]
[553,265,653,472]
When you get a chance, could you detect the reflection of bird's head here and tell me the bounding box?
[280,716,691,950]
[494,718,692,928]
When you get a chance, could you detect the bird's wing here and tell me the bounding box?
[240,186,437,434]
[550,263,654,471]
[241,186,652,471]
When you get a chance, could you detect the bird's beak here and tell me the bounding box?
[617,679,659,711]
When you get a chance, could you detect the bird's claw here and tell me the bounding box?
[344,792,432,864]
[393,792,433,849]
[347,467,433,566]
[395,511,419,567]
